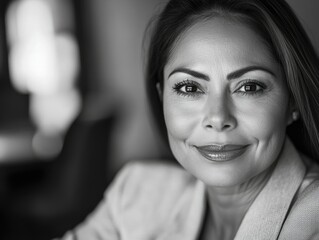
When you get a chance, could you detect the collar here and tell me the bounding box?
[234,137,306,239]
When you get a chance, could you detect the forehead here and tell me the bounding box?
[165,17,277,73]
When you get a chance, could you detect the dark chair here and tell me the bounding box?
[4,112,118,240]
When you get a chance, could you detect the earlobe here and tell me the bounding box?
[286,98,299,126]
[291,111,300,121]
[287,110,300,126]
[156,82,163,102]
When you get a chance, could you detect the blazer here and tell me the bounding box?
[58,138,319,240]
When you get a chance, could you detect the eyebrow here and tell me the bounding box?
[168,68,210,81]
[227,66,276,80]
[168,66,276,81]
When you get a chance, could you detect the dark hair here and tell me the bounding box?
[145,0,319,161]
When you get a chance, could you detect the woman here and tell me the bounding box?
[59,0,319,239]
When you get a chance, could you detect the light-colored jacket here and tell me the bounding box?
[59,138,319,240]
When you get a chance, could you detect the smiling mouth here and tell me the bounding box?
[194,144,249,162]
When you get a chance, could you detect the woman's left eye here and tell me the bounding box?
[236,81,266,95]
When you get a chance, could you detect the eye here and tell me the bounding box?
[236,80,266,95]
[173,80,204,96]
[180,85,199,93]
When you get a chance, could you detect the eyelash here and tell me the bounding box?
[172,79,267,97]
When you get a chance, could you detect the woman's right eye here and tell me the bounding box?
[173,80,204,97]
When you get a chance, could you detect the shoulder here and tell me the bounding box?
[295,157,319,213]
[104,160,200,234]
[120,159,191,179]
[107,159,198,206]
[113,159,195,189]
[294,154,319,219]
[279,156,319,239]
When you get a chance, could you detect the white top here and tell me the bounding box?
[58,138,319,240]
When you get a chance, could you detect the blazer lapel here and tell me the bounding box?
[234,138,306,240]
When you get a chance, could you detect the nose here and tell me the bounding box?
[202,93,237,132]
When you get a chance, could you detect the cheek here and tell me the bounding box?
[163,94,203,141]
[164,102,194,140]
[239,95,290,141]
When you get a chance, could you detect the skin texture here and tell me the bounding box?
[162,17,293,239]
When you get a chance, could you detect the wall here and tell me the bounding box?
[288,0,319,50]
[80,0,170,166]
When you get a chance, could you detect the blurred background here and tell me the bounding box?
[0,0,318,239]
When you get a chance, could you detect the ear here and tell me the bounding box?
[156,82,163,102]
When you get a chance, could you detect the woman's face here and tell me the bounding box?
[162,18,292,187]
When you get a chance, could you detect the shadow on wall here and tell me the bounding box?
[2,110,119,240]
[288,0,319,49]
[81,0,171,164]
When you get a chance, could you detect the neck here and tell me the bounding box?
[205,163,276,239]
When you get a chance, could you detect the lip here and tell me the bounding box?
[194,144,249,162]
